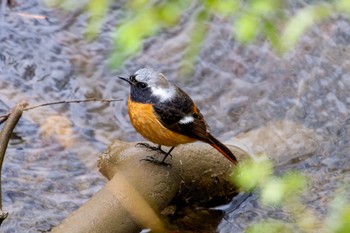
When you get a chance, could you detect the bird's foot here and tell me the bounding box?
[136,143,168,155]
[140,156,172,167]
[137,144,175,166]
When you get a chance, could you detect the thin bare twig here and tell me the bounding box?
[0,98,122,125]
[16,12,47,20]
[23,98,122,111]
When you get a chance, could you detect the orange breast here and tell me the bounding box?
[128,97,196,146]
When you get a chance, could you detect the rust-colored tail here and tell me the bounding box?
[207,133,238,164]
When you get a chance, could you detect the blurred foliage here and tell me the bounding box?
[232,155,273,191]
[325,191,350,233]
[231,158,350,233]
[246,219,294,233]
[45,0,350,69]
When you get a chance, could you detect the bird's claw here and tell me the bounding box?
[136,143,168,155]
[140,156,172,167]
[136,142,158,150]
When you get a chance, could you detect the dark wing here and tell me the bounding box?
[153,87,210,142]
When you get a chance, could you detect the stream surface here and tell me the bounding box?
[0,1,350,232]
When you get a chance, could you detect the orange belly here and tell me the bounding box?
[128,97,196,146]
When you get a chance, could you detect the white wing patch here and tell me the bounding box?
[179,115,194,124]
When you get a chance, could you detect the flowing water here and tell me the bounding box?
[0,0,349,232]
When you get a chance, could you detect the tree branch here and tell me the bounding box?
[0,102,27,225]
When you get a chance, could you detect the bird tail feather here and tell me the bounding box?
[207,133,238,164]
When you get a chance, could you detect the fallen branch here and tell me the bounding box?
[0,102,27,225]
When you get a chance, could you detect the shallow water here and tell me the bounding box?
[0,0,349,232]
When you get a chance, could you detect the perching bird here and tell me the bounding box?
[119,68,238,165]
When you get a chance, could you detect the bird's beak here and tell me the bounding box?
[118,76,132,85]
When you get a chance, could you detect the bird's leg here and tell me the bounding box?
[160,146,175,163]
[140,146,175,167]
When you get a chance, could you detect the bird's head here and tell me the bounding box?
[119,68,175,103]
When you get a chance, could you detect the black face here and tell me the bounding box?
[118,74,157,104]
[129,75,148,89]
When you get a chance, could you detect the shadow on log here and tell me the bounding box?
[51,140,247,233]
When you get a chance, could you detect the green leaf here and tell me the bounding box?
[235,13,260,43]
[280,3,332,51]
[202,0,239,15]
[128,0,148,9]
[282,172,307,197]
[261,177,285,205]
[85,0,109,39]
[260,172,306,205]
[326,192,350,233]
[155,1,185,26]
[111,9,158,67]
[231,158,273,191]
[263,20,281,50]
[251,0,281,16]
[44,0,85,10]
[335,207,350,233]
[247,220,294,233]
[336,0,350,14]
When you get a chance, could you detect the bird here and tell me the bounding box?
[118,67,238,165]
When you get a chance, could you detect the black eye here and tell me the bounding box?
[138,82,148,89]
